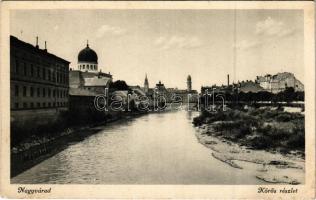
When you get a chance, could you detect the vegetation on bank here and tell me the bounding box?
[193,107,304,156]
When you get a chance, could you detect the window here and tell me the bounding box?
[23,63,27,76]
[30,102,34,108]
[15,85,19,97]
[37,67,40,78]
[48,70,51,81]
[42,88,46,97]
[48,102,51,107]
[15,59,19,74]
[48,88,51,97]
[43,69,46,80]
[83,65,85,69]
[53,89,55,97]
[43,102,46,107]
[30,64,34,76]
[15,103,19,109]
[23,102,27,108]
[23,86,27,97]
[37,102,40,107]
[57,90,59,98]
[37,88,40,97]
[53,102,55,107]
[30,87,34,97]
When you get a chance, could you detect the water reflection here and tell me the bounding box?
[12,109,264,184]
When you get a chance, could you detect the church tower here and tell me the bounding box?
[144,73,149,93]
[187,75,192,91]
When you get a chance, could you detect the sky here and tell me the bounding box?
[10,9,304,90]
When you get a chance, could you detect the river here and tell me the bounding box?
[12,109,264,184]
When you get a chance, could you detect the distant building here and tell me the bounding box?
[69,42,112,95]
[10,35,70,129]
[234,80,264,93]
[201,72,304,95]
[255,72,304,93]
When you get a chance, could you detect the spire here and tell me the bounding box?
[144,73,149,86]
[45,41,47,50]
[144,73,149,93]
[86,40,89,47]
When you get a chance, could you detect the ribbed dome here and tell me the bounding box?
[78,45,98,63]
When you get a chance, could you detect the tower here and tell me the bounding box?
[187,75,192,91]
[144,73,149,93]
[227,74,230,86]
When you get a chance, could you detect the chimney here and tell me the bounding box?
[36,36,39,48]
[44,41,47,52]
[227,74,230,86]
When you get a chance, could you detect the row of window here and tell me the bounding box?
[14,59,68,84]
[79,64,97,71]
[14,85,68,98]
[13,101,68,109]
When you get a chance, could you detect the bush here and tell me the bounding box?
[287,134,305,149]
[250,136,273,149]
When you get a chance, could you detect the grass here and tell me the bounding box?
[193,107,305,155]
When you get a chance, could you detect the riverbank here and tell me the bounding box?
[11,111,147,178]
[193,106,305,184]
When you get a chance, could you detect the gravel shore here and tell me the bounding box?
[195,124,305,184]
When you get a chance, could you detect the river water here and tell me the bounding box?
[12,109,264,184]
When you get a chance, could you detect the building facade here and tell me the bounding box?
[256,72,304,93]
[10,35,70,131]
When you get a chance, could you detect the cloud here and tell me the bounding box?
[235,40,262,50]
[53,25,59,31]
[236,17,296,51]
[255,16,295,37]
[154,35,203,50]
[96,25,126,38]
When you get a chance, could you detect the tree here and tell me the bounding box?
[109,80,129,91]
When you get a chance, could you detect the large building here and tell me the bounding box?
[255,72,304,93]
[69,42,112,95]
[10,36,70,130]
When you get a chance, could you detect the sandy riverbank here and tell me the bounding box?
[195,124,305,184]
